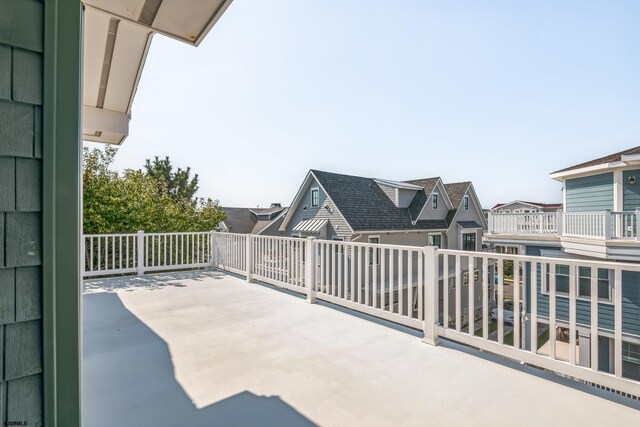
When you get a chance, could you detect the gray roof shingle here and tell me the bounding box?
[311,170,466,232]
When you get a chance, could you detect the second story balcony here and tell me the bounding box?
[487,211,640,241]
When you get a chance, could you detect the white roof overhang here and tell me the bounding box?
[82,0,233,145]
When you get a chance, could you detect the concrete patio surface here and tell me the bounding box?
[83,271,639,427]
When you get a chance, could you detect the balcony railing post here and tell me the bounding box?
[305,236,317,303]
[422,245,440,346]
[209,230,215,267]
[603,210,612,240]
[136,230,145,276]
[636,209,640,241]
[556,210,563,237]
[246,234,254,283]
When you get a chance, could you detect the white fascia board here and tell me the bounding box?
[549,162,626,181]
[83,106,130,136]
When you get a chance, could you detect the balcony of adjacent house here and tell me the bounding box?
[487,211,640,260]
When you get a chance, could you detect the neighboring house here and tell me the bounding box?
[485,146,640,379]
[218,204,287,234]
[492,201,562,214]
[279,169,489,324]
[279,170,487,249]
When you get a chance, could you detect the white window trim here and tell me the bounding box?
[310,187,320,207]
[368,235,380,265]
[540,265,614,305]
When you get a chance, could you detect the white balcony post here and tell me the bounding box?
[636,208,640,241]
[488,212,493,234]
[136,230,145,276]
[423,245,440,346]
[603,210,612,240]
[209,231,215,267]
[305,236,317,303]
[556,210,563,237]
[246,234,254,283]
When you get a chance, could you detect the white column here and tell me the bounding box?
[613,170,623,212]
[556,210,563,237]
[422,246,440,346]
[136,230,145,276]
[246,234,253,283]
[305,237,317,303]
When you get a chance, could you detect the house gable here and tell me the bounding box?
[279,172,353,238]
[417,179,453,222]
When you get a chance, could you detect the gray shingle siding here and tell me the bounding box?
[623,169,640,211]
[565,173,613,212]
[0,1,44,421]
[283,177,351,239]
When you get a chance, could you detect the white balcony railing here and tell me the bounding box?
[488,211,640,240]
[82,231,640,396]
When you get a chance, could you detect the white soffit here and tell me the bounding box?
[82,0,233,145]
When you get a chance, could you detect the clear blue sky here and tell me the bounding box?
[96,0,640,209]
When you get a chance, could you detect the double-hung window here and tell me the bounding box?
[543,265,612,302]
[311,188,319,207]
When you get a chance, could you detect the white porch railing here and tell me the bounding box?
[83,231,212,277]
[208,232,639,396]
[489,210,640,241]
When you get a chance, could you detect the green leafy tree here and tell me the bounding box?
[83,147,225,234]
[144,156,199,202]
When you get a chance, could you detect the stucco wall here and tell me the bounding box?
[0,0,44,424]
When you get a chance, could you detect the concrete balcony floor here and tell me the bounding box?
[83,271,639,427]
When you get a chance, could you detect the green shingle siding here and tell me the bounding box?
[12,48,42,105]
[0,45,10,99]
[0,0,44,53]
[5,212,41,267]
[0,100,35,158]
[15,267,41,322]
[0,157,16,211]
[0,1,44,420]
[565,173,613,212]
[16,158,41,211]
[623,169,640,211]
[0,269,15,324]
[7,374,42,426]
[4,320,42,380]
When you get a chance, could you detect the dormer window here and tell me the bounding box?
[463,195,469,210]
[432,194,438,209]
[311,188,319,207]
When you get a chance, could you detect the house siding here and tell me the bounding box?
[0,0,44,424]
[622,169,640,211]
[378,184,396,205]
[565,173,613,212]
[446,192,484,251]
[284,177,352,240]
[397,189,417,208]
[418,182,449,221]
[525,246,640,337]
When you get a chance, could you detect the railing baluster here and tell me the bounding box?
[590,266,599,370]
[614,268,622,377]
[482,256,489,340]
[469,255,475,335]
[417,250,423,320]
[443,254,449,328]
[364,245,370,304]
[455,255,461,332]
[548,262,556,359]
[513,259,520,349]
[569,265,577,365]
[389,249,394,311]
[397,249,403,315]
[530,261,538,354]
[407,250,413,318]
[381,248,387,310]
[497,258,504,343]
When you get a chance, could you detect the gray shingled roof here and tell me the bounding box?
[552,146,640,175]
[405,177,439,221]
[444,182,471,209]
[311,170,458,232]
[221,207,257,234]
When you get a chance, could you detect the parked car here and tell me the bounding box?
[490,300,522,324]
